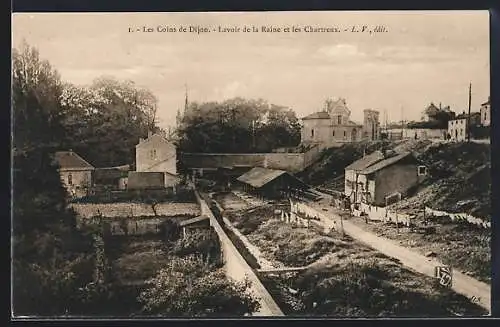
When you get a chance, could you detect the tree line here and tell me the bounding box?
[176,98,302,153]
[11,41,279,316]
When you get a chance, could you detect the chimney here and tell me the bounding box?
[439,102,442,110]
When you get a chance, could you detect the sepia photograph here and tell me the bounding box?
[11,11,491,318]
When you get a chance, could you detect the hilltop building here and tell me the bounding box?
[300,98,380,146]
[480,96,490,127]
[447,111,481,142]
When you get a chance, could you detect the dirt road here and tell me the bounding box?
[307,200,491,314]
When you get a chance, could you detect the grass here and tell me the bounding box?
[348,215,491,284]
[260,250,488,317]
[226,204,487,317]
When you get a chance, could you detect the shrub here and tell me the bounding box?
[138,255,260,317]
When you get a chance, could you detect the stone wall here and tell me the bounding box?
[181,153,305,173]
[195,191,284,316]
[128,171,165,190]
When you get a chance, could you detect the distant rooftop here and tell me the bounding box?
[301,111,331,120]
[345,151,385,171]
[54,151,94,170]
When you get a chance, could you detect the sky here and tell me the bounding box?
[12,11,490,130]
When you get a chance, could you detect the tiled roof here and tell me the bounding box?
[237,167,288,188]
[359,152,412,175]
[54,151,94,170]
[345,151,385,171]
[302,112,331,120]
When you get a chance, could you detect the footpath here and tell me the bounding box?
[307,198,491,314]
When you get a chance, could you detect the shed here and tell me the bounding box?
[236,167,310,200]
[179,215,210,237]
[127,171,165,190]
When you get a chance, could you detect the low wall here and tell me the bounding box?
[181,153,306,173]
[70,202,201,219]
[425,207,490,228]
[195,191,284,316]
[127,172,165,190]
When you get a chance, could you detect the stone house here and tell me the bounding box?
[54,150,95,197]
[447,112,481,141]
[134,131,180,190]
[301,98,379,146]
[345,150,426,206]
[480,96,490,127]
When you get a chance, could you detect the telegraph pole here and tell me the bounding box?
[467,82,472,142]
[401,106,405,139]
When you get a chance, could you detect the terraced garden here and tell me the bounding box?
[214,192,488,317]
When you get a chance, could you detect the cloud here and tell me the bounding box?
[212,81,248,100]
[315,44,367,60]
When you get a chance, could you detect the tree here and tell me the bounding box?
[12,41,97,316]
[60,76,160,167]
[177,98,301,153]
[138,255,260,317]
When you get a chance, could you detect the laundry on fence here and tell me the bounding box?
[425,206,490,228]
[350,202,413,227]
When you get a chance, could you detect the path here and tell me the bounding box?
[307,196,491,314]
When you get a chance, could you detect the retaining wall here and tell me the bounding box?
[195,191,284,316]
[182,145,324,173]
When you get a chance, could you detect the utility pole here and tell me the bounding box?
[467,82,472,142]
[401,106,405,139]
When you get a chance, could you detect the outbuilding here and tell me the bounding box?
[236,167,310,200]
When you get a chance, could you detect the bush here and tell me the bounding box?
[172,228,222,267]
[138,255,260,317]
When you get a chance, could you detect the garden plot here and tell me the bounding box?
[220,202,487,317]
[256,225,488,317]
[213,192,252,211]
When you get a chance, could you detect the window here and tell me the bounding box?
[311,129,314,138]
[418,166,427,176]
[68,173,73,185]
[485,112,487,120]
[150,149,157,160]
[343,131,346,138]
[338,116,342,125]
[332,130,335,136]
